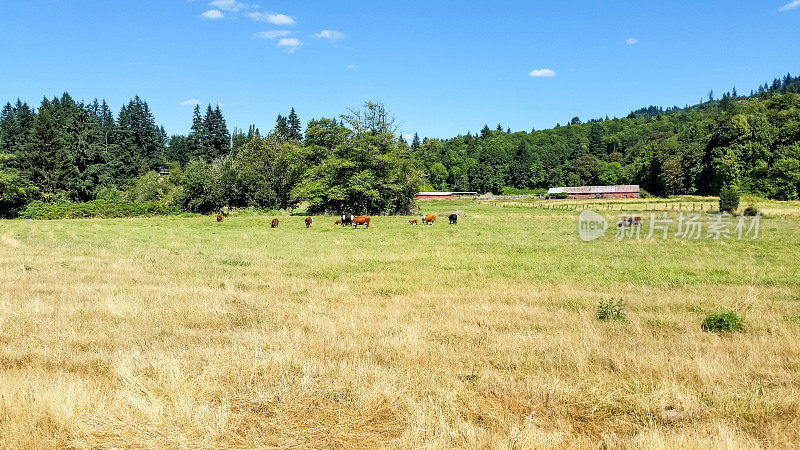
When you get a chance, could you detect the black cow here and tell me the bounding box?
[341,214,354,227]
[449,214,458,224]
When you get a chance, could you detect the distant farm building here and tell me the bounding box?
[547,185,640,199]
[417,191,477,200]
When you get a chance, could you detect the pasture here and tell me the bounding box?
[1,199,800,448]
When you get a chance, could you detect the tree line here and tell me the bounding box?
[414,73,800,200]
[1,73,799,217]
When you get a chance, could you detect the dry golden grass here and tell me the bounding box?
[1,199,799,448]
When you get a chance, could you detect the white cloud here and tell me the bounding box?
[247,12,295,25]
[315,29,345,41]
[201,9,224,19]
[626,38,639,45]
[278,38,302,52]
[347,64,357,69]
[255,30,292,39]
[529,68,556,78]
[180,99,201,106]
[779,0,800,11]
[217,102,225,108]
[209,0,242,11]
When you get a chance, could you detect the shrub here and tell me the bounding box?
[742,205,760,216]
[702,311,743,333]
[719,186,740,214]
[597,299,627,322]
[639,189,651,199]
[549,192,568,199]
[19,197,181,219]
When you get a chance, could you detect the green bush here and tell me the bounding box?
[719,186,740,214]
[597,299,627,322]
[549,192,568,199]
[639,189,651,199]
[742,205,760,216]
[702,311,743,333]
[19,197,181,219]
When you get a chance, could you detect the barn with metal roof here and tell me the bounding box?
[546,185,640,199]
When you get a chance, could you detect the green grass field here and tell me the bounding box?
[2,199,799,448]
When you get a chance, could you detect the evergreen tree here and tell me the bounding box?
[411,132,421,150]
[118,96,165,172]
[67,106,108,201]
[166,135,191,166]
[588,122,606,156]
[287,107,302,141]
[203,105,230,159]
[188,105,206,160]
[274,114,289,139]
[20,107,75,199]
[480,125,491,138]
[0,102,29,164]
[202,105,219,160]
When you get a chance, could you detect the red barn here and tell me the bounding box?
[547,185,640,199]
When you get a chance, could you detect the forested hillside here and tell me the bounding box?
[1,74,799,217]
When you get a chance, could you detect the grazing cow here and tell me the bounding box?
[305,217,314,228]
[341,214,354,227]
[422,214,436,225]
[449,214,458,224]
[216,212,224,222]
[334,219,342,226]
[353,216,371,228]
[409,219,418,225]
[271,218,279,228]
[617,215,643,227]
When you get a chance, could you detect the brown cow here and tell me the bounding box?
[305,217,314,228]
[422,214,436,224]
[617,215,643,227]
[271,218,279,228]
[334,219,342,226]
[353,216,371,228]
[409,219,418,225]
[216,212,224,222]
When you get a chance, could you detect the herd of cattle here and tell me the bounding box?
[216,212,458,227]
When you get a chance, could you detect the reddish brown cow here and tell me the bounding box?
[422,214,436,224]
[334,219,342,226]
[409,219,418,225]
[271,218,279,228]
[353,216,371,228]
[216,213,224,222]
[617,215,643,227]
[305,217,314,228]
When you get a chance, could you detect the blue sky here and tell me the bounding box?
[1,1,798,139]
